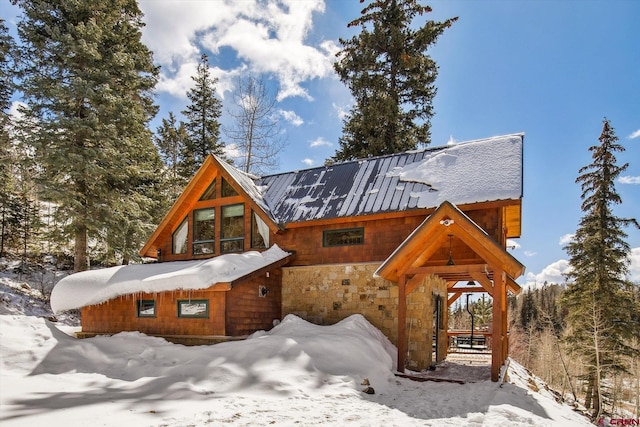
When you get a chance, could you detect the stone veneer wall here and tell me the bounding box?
[281,262,447,371]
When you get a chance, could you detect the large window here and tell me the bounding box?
[137,300,156,317]
[221,204,244,253]
[172,218,188,254]
[177,300,209,318]
[323,227,365,247]
[193,208,215,255]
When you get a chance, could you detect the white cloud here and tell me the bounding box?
[9,101,27,119]
[302,158,314,166]
[140,0,338,102]
[310,137,332,148]
[224,143,243,161]
[279,110,304,126]
[619,176,640,184]
[524,250,537,257]
[558,233,574,246]
[628,129,640,139]
[524,259,571,289]
[506,239,520,250]
[332,103,349,120]
[522,248,640,289]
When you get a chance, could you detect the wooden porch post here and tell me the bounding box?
[398,274,407,373]
[491,267,505,382]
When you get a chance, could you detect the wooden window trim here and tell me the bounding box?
[177,299,209,318]
[137,300,156,318]
[323,227,365,247]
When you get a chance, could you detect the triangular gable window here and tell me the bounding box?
[199,179,216,201]
[221,177,238,197]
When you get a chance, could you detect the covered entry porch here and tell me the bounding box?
[375,201,524,381]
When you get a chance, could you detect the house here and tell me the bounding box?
[51,133,525,381]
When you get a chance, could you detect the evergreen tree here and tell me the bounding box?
[13,0,160,271]
[562,118,639,419]
[155,111,189,202]
[0,18,16,256]
[180,54,225,176]
[332,0,457,161]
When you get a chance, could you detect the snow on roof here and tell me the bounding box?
[254,133,523,224]
[389,134,523,207]
[215,156,279,224]
[50,245,291,313]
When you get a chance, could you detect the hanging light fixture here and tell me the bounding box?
[466,280,476,287]
[446,234,455,266]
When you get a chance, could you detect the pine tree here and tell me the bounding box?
[562,118,639,419]
[180,54,225,176]
[13,0,160,271]
[0,18,16,256]
[332,0,457,161]
[155,111,189,202]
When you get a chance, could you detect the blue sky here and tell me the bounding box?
[4,0,639,286]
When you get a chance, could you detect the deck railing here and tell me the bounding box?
[447,330,492,353]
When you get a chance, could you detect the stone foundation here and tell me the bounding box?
[282,262,447,370]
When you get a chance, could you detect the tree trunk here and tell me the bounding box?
[74,224,88,272]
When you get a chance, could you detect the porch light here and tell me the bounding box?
[446,234,455,266]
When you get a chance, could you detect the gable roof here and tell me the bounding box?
[141,133,523,257]
[374,201,525,287]
[256,133,523,224]
[139,155,280,258]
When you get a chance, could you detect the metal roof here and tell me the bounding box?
[249,133,523,225]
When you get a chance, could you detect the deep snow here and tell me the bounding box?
[1,266,591,426]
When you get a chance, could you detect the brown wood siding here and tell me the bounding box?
[272,208,503,266]
[80,290,226,336]
[225,269,282,336]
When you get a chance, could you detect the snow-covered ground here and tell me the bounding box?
[0,265,592,426]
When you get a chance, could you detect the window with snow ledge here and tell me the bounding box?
[137,300,156,318]
[177,300,209,318]
[323,227,364,247]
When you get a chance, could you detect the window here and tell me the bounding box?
[251,211,268,249]
[221,178,238,197]
[199,179,216,201]
[193,208,215,255]
[221,204,244,253]
[137,300,156,317]
[177,299,209,318]
[172,218,188,254]
[323,227,364,247]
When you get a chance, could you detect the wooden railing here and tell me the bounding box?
[447,330,492,352]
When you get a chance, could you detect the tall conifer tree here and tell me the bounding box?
[12,0,161,270]
[155,111,189,203]
[180,54,225,176]
[0,19,16,256]
[563,118,639,420]
[332,0,457,161]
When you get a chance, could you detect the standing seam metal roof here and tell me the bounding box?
[227,133,523,225]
